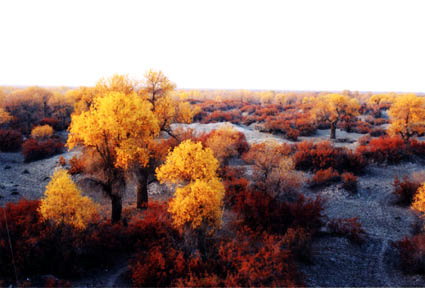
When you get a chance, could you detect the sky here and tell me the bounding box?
[0,0,424,92]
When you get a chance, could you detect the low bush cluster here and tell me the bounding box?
[294,141,366,174]
[356,136,407,164]
[393,176,422,206]
[309,168,340,187]
[22,139,64,162]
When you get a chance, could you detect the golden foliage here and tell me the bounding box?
[141,69,176,107]
[156,140,224,231]
[39,169,98,229]
[0,108,11,125]
[412,183,425,215]
[31,124,54,139]
[367,93,394,108]
[204,125,246,163]
[312,93,360,123]
[388,94,425,141]
[67,91,159,169]
[168,178,225,230]
[156,140,219,184]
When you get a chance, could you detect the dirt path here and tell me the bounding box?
[300,163,425,286]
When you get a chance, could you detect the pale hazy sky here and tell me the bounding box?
[0,0,424,92]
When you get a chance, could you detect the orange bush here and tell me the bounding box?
[294,141,366,174]
[356,136,407,164]
[310,168,340,187]
[393,176,421,206]
[68,156,84,175]
[22,139,64,162]
[342,172,358,193]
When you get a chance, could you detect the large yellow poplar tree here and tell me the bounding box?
[67,91,159,223]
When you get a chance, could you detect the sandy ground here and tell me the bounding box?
[1,122,425,286]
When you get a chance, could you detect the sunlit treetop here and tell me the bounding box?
[367,93,395,107]
[156,140,220,184]
[388,93,425,141]
[67,91,160,169]
[313,93,360,123]
[96,74,137,96]
[140,69,176,110]
[39,169,98,229]
[0,108,11,125]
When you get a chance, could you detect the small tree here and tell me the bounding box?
[312,93,360,139]
[39,169,98,229]
[388,94,425,142]
[156,140,224,252]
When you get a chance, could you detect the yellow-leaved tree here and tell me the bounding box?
[388,94,425,141]
[0,108,11,125]
[312,93,360,139]
[134,70,198,209]
[31,124,54,140]
[68,72,197,210]
[156,140,224,252]
[367,93,394,116]
[412,184,425,219]
[39,169,98,229]
[67,91,159,222]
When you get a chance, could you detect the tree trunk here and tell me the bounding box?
[136,168,149,209]
[330,121,337,139]
[111,194,122,224]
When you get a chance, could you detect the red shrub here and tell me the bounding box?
[356,136,407,164]
[294,141,366,174]
[394,234,425,274]
[202,110,242,124]
[235,188,324,234]
[282,227,312,262]
[221,167,249,207]
[22,139,64,162]
[393,176,421,206]
[342,172,358,193]
[310,168,340,187]
[68,156,84,175]
[327,218,366,244]
[0,129,23,152]
[286,128,299,141]
[131,246,186,287]
[351,121,372,134]
[217,230,303,287]
[0,200,129,282]
[0,199,181,284]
